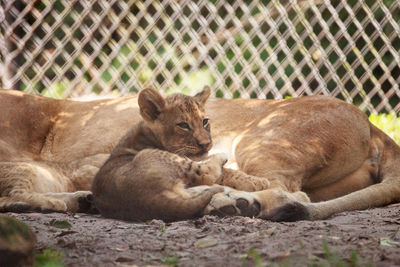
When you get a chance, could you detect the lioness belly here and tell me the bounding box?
[304,161,378,201]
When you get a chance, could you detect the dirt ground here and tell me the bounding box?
[7,204,400,267]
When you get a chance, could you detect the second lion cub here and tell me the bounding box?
[92,87,228,221]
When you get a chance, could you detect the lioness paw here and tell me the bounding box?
[66,191,98,213]
[44,191,97,213]
[203,188,261,217]
[264,202,310,222]
[77,193,99,214]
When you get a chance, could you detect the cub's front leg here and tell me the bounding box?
[177,153,228,186]
[183,154,269,191]
[218,168,270,191]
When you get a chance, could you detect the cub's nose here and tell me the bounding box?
[197,140,212,150]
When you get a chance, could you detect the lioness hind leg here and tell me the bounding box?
[266,178,400,222]
[266,132,400,222]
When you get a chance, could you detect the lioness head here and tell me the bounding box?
[138,86,212,157]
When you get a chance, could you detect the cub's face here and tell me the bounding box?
[157,95,211,156]
[138,87,212,157]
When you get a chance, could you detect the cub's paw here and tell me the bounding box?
[203,188,261,217]
[207,153,229,167]
[197,153,228,185]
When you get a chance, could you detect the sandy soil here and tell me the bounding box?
[7,204,400,267]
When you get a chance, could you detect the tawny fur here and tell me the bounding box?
[92,88,228,221]
[0,89,400,221]
[92,88,269,221]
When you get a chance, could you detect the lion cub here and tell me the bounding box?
[92,87,227,221]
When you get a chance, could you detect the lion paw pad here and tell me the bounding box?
[204,190,261,218]
[77,194,98,214]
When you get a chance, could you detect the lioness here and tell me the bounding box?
[0,88,399,221]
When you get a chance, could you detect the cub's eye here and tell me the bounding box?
[202,118,209,127]
[177,122,190,131]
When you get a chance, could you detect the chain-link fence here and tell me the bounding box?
[1,0,400,112]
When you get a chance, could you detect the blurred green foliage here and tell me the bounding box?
[34,249,64,267]
[41,82,69,99]
[369,112,400,145]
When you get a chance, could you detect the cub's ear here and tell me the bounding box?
[193,86,211,107]
[138,88,166,122]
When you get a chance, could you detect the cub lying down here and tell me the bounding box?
[92,87,269,221]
